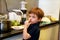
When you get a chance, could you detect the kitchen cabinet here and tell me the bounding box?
[39,23,59,40]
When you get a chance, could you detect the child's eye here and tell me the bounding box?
[32,16,35,18]
[28,15,36,19]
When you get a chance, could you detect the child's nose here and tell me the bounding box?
[28,18,31,21]
[29,17,32,19]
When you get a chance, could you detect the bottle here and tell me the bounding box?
[20,0,27,14]
[20,0,27,24]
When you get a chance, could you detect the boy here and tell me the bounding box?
[23,7,44,40]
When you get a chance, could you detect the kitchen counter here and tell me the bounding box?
[40,21,59,28]
[0,21,59,40]
[0,29,23,39]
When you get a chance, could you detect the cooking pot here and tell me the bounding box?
[0,20,11,33]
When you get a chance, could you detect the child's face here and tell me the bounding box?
[28,13,40,24]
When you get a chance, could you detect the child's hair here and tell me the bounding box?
[27,7,44,19]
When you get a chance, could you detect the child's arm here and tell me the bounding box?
[23,27,31,39]
[23,19,31,39]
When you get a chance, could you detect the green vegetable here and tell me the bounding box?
[11,20,20,26]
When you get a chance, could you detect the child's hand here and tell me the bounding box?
[24,19,31,29]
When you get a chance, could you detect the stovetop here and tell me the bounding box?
[0,29,23,39]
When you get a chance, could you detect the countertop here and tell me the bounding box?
[0,21,59,40]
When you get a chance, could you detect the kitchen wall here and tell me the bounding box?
[38,0,59,20]
[0,0,1,13]
[0,0,59,19]
[6,0,59,20]
[0,0,23,13]
[6,0,22,11]
[0,0,38,11]
[25,0,38,11]
[4,0,38,11]
[0,0,8,14]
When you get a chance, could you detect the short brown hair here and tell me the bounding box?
[28,7,44,19]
